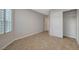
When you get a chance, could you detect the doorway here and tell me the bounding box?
[44,15,49,32]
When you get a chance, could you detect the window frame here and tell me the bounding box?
[0,9,13,35]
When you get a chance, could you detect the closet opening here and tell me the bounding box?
[63,9,77,40]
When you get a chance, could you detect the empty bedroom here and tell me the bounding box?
[0,9,79,50]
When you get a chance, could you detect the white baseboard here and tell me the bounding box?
[14,31,42,41]
[1,31,42,50]
[63,34,77,39]
[1,39,15,50]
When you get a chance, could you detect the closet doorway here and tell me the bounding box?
[63,10,77,39]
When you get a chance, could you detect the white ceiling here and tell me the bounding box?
[32,9,72,15]
[33,9,50,15]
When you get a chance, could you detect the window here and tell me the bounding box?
[0,9,12,34]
